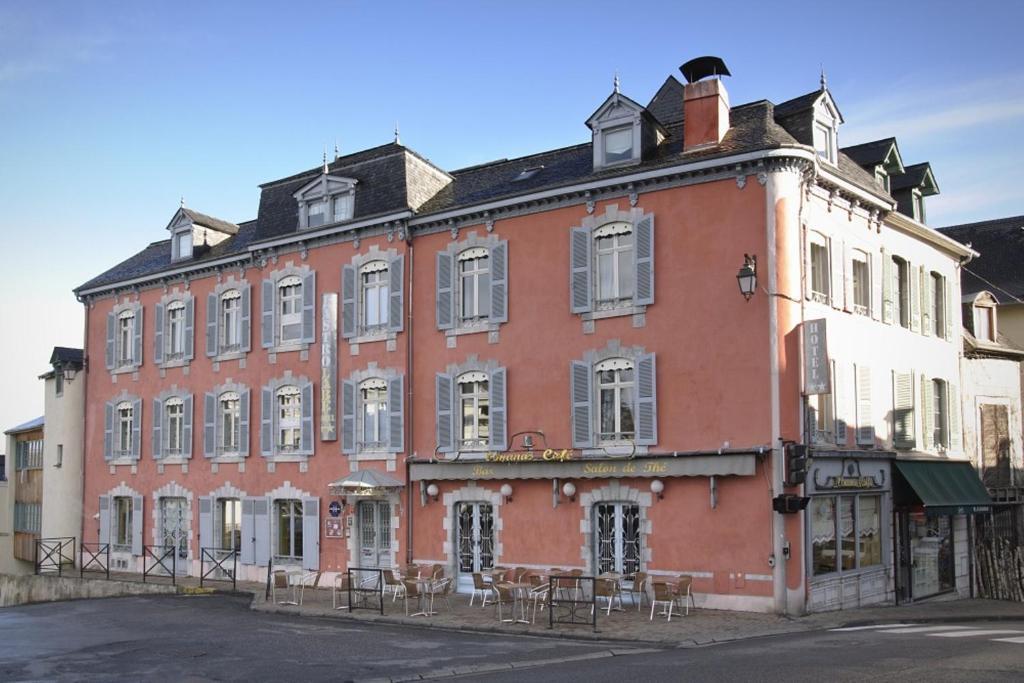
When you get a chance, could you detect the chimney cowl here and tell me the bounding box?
[680,56,731,84]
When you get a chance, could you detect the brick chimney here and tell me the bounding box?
[683,78,730,152]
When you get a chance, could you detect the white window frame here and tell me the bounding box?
[809,233,830,304]
[113,496,133,552]
[893,256,910,328]
[851,250,871,316]
[307,200,326,228]
[360,261,390,333]
[220,290,242,351]
[274,498,303,563]
[596,358,635,445]
[457,372,490,451]
[278,275,303,344]
[974,303,995,342]
[173,230,193,261]
[359,379,389,451]
[277,385,302,452]
[116,401,133,456]
[333,194,354,223]
[813,122,836,164]
[166,301,186,359]
[165,397,184,455]
[117,310,135,366]
[458,248,491,322]
[933,379,948,449]
[219,391,241,455]
[808,392,835,445]
[603,124,635,166]
[594,223,634,307]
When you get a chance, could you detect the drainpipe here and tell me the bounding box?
[79,298,90,555]
[404,225,415,565]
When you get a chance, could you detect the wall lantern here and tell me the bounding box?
[650,479,665,500]
[62,365,79,383]
[500,483,514,504]
[426,483,439,502]
[562,481,577,502]
[736,254,757,301]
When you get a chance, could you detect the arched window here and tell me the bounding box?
[219,391,241,454]
[165,397,184,454]
[278,275,303,343]
[360,261,390,331]
[116,401,134,455]
[458,372,490,450]
[595,358,635,443]
[458,248,491,321]
[166,301,186,358]
[220,290,242,350]
[360,379,389,450]
[593,222,634,305]
[117,310,135,365]
[277,386,302,451]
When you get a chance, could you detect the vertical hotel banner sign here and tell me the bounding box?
[321,293,338,441]
[803,318,830,395]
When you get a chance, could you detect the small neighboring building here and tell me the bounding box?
[4,416,44,573]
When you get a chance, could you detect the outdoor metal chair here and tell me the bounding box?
[528,582,550,623]
[492,582,518,623]
[673,574,695,616]
[470,572,494,607]
[272,569,297,606]
[650,581,677,621]
[430,564,444,580]
[383,569,406,601]
[431,576,454,612]
[402,564,420,579]
[333,573,351,610]
[403,579,425,616]
[513,566,530,582]
[592,577,623,615]
[298,570,322,605]
[627,571,649,610]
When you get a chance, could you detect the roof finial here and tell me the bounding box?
[394,121,401,145]
[334,139,340,160]
[613,71,620,94]
[820,65,827,90]
[180,195,185,209]
[323,147,329,174]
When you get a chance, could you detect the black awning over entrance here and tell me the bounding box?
[893,459,993,516]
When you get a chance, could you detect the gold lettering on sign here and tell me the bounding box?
[471,465,496,477]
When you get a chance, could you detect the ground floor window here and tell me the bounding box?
[275,499,303,562]
[810,494,883,576]
[113,496,133,552]
[594,502,641,575]
[218,498,242,551]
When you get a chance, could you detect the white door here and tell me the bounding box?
[594,503,641,575]
[456,502,494,592]
[357,501,391,569]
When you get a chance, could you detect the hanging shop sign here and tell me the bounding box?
[321,293,338,441]
[803,318,830,395]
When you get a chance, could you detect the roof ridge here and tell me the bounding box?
[448,141,590,176]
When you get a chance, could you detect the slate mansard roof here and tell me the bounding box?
[77,75,899,296]
[938,215,1024,300]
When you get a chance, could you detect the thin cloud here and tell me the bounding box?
[0,7,114,85]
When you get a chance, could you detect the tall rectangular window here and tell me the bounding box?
[278,277,303,343]
[117,403,133,455]
[361,265,389,331]
[893,257,910,328]
[809,240,830,303]
[852,252,870,315]
[166,400,183,454]
[219,498,242,551]
[858,495,882,568]
[275,499,303,561]
[167,303,185,357]
[603,126,633,165]
[277,387,301,451]
[974,305,994,342]
[360,382,388,449]
[933,379,948,448]
[597,363,635,443]
[220,393,240,453]
[220,292,241,350]
[333,195,353,222]
[118,313,134,365]
[808,392,834,444]
[458,375,489,450]
[114,497,132,550]
[595,231,634,304]
[307,201,325,228]
[811,496,836,576]
[930,273,945,337]
[459,252,491,321]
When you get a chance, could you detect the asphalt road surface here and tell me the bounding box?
[2,595,1023,682]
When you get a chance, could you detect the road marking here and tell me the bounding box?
[878,626,975,634]
[991,636,1024,644]
[929,629,1024,638]
[830,624,915,632]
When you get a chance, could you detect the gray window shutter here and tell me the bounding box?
[154,303,164,364]
[104,401,113,460]
[948,383,962,451]
[241,284,252,352]
[98,496,111,545]
[182,394,193,458]
[386,255,403,333]
[199,496,213,551]
[261,279,274,348]
[301,271,316,343]
[300,380,314,455]
[204,392,216,457]
[571,360,594,448]
[239,389,250,457]
[253,497,270,565]
[489,367,507,451]
[570,227,593,314]
[856,365,874,446]
[634,216,654,306]
[921,375,934,450]
[131,398,142,459]
[870,251,882,321]
[436,373,454,453]
[909,261,921,333]
[436,252,454,330]
[893,371,916,449]
[881,250,893,325]
[133,306,143,366]
[833,361,847,446]
[206,293,219,357]
[152,398,163,460]
[240,497,255,564]
[131,495,143,556]
[302,497,320,571]
[489,242,508,324]
[388,375,404,453]
[636,353,657,446]
[184,296,195,360]
[105,312,115,369]
[944,279,954,341]
[341,264,357,338]
[260,386,273,456]
[341,379,356,454]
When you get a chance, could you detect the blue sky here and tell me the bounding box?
[1,0,1022,436]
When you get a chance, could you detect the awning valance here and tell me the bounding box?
[328,469,404,495]
[893,459,992,516]
[409,454,756,482]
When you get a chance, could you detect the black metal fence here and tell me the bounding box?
[199,548,239,590]
[79,543,110,579]
[347,567,384,614]
[34,537,76,575]
[548,574,597,632]
[142,545,177,584]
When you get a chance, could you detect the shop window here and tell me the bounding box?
[275,499,304,563]
[811,493,883,577]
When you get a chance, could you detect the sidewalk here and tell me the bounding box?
[95,571,1024,647]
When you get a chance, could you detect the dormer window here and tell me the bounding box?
[586,88,662,172]
[293,172,358,230]
[174,232,193,260]
[165,207,237,263]
[974,303,996,342]
[875,166,890,193]
[813,121,837,164]
[812,95,841,166]
[603,126,634,165]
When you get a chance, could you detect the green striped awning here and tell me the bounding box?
[894,460,992,516]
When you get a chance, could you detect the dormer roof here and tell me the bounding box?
[842,137,905,175]
[585,90,666,134]
[166,207,239,235]
[890,162,939,196]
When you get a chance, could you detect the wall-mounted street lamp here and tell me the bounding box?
[562,481,576,502]
[650,479,665,500]
[737,254,757,301]
[500,483,514,504]
[426,483,439,501]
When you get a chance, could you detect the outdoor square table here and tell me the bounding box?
[496,582,532,624]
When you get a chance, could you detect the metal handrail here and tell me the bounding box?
[34,537,76,576]
[80,542,110,579]
[142,544,177,584]
[199,547,239,590]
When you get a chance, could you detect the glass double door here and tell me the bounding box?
[358,501,392,569]
[457,502,494,591]
[160,497,189,562]
[595,503,641,575]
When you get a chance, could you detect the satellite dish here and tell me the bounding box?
[680,56,731,84]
